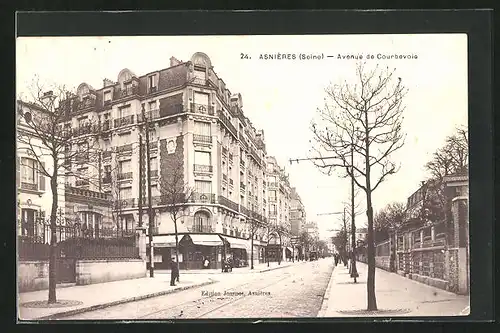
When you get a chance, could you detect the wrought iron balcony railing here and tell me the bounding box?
[189,224,215,233]
[21,182,38,191]
[116,144,133,153]
[218,195,239,212]
[190,192,216,204]
[193,134,212,144]
[217,110,237,137]
[149,170,158,178]
[137,109,160,123]
[222,146,228,156]
[222,174,228,182]
[240,182,246,190]
[116,85,139,98]
[118,172,133,180]
[114,115,135,128]
[75,179,90,187]
[194,164,213,173]
[190,103,214,116]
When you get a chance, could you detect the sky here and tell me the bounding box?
[16,34,468,240]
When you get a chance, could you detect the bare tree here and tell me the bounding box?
[159,153,194,279]
[310,62,407,310]
[373,201,406,242]
[245,217,266,270]
[17,80,103,304]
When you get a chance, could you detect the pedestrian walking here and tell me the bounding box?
[170,258,179,286]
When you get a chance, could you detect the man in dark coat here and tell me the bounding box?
[170,258,179,286]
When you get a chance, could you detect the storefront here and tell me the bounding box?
[266,244,282,262]
[150,235,179,269]
[180,234,224,270]
[222,236,249,268]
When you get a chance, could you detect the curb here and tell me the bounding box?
[317,264,338,317]
[258,261,307,273]
[33,279,216,320]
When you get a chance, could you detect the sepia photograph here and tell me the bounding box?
[16,33,470,321]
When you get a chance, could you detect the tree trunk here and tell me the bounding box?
[366,193,377,310]
[48,175,58,303]
[174,219,180,281]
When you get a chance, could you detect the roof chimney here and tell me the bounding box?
[170,56,181,67]
[40,91,55,106]
[103,78,115,88]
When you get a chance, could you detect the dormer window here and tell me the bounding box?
[148,74,157,93]
[103,91,112,105]
[193,67,206,85]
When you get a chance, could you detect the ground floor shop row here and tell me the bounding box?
[146,233,300,270]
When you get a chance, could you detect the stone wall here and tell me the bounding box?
[76,259,147,285]
[18,260,49,292]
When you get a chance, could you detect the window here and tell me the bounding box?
[151,184,160,197]
[150,157,157,171]
[148,101,157,110]
[193,69,206,84]
[119,160,132,174]
[268,176,276,183]
[103,91,111,102]
[80,212,102,238]
[195,180,212,194]
[148,75,157,88]
[21,158,37,184]
[194,151,211,165]
[77,116,88,127]
[119,187,132,199]
[194,121,211,136]
[194,92,209,105]
[270,204,277,214]
[269,190,277,200]
[119,105,131,118]
[20,208,37,237]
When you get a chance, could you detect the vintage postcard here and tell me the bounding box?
[16,34,469,320]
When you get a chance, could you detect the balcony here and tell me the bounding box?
[75,179,90,187]
[190,103,214,116]
[193,134,212,144]
[229,179,234,186]
[114,115,135,128]
[149,170,158,178]
[188,224,215,233]
[116,85,139,98]
[240,159,245,168]
[218,195,239,212]
[149,86,158,94]
[74,124,93,136]
[190,192,216,204]
[239,133,249,150]
[66,186,110,200]
[229,153,234,163]
[222,174,228,182]
[118,172,133,180]
[222,146,228,156]
[268,182,277,188]
[137,109,160,123]
[21,182,38,191]
[194,164,213,173]
[192,77,209,86]
[102,176,111,184]
[116,144,133,154]
[240,205,250,217]
[240,182,246,190]
[217,110,237,137]
[269,211,277,217]
[148,141,158,150]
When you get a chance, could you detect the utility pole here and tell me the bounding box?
[141,105,155,278]
[343,207,348,267]
[350,145,359,282]
[138,135,144,229]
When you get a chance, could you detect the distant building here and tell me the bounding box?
[289,187,306,236]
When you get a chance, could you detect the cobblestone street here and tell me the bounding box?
[62,259,333,319]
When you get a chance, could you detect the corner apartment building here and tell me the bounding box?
[63,52,273,269]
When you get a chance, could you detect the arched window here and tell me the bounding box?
[194,211,210,233]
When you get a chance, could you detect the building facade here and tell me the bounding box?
[61,52,307,269]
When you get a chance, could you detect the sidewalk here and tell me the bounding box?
[156,260,303,275]
[18,274,215,321]
[319,262,470,317]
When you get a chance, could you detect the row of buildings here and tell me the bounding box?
[17,52,309,271]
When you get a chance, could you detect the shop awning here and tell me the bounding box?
[153,235,180,248]
[188,234,224,246]
[225,237,249,250]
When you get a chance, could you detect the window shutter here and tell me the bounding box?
[39,162,45,191]
[16,157,20,188]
